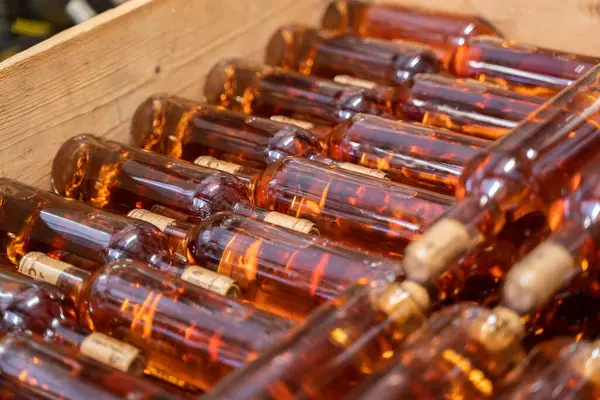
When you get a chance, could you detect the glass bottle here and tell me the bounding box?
[202,210,553,399]
[500,338,600,399]
[320,0,500,68]
[453,36,600,98]
[205,58,544,143]
[0,264,146,374]
[194,156,454,259]
[128,208,399,320]
[0,178,239,296]
[204,279,433,399]
[405,64,600,284]
[346,304,525,399]
[203,58,398,140]
[131,95,387,179]
[53,134,318,234]
[58,258,289,391]
[500,155,600,339]
[0,334,181,400]
[265,24,440,87]
[402,74,546,140]
[131,94,486,195]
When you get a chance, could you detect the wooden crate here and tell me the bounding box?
[1,0,600,188]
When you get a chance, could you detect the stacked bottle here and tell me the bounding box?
[54,134,454,259]
[266,24,547,139]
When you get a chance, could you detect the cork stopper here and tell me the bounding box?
[472,306,524,352]
[570,340,600,385]
[404,218,476,283]
[18,252,76,286]
[194,156,243,175]
[334,75,377,90]
[181,265,241,298]
[263,212,319,236]
[376,281,431,316]
[127,209,176,232]
[503,242,576,314]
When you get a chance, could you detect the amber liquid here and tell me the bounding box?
[206,281,428,399]
[405,64,600,282]
[76,260,291,391]
[175,212,399,320]
[500,339,600,399]
[131,95,486,195]
[347,304,524,399]
[0,178,196,283]
[0,335,177,400]
[402,74,546,140]
[204,58,397,135]
[266,24,440,86]
[53,134,249,221]
[320,0,500,68]
[328,114,487,195]
[131,95,323,170]
[453,36,600,98]
[252,157,454,259]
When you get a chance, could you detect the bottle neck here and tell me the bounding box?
[404,195,503,284]
[46,321,144,374]
[502,222,589,314]
[17,252,92,307]
[193,155,262,199]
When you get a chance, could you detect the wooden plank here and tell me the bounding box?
[384,0,600,55]
[1,0,600,187]
[0,0,323,187]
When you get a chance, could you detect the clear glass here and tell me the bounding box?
[321,0,500,68]
[130,94,486,195]
[253,157,454,259]
[0,265,146,375]
[453,36,600,98]
[328,114,487,195]
[402,74,546,140]
[138,210,399,320]
[77,259,292,391]
[405,64,600,284]
[347,304,525,399]
[265,24,440,86]
[0,335,178,400]
[0,178,208,286]
[206,280,431,399]
[500,338,600,399]
[203,58,398,138]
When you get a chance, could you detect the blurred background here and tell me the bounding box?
[0,0,130,61]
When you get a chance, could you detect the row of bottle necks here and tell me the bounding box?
[4,0,600,398]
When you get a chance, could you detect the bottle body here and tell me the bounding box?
[405,64,600,283]
[321,0,500,68]
[252,157,454,259]
[0,334,178,400]
[501,338,600,399]
[204,58,397,136]
[453,36,600,97]
[53,134,249,220]
[138,210,399,319]
[328,114,487,195]
[131,95,323,169]
[76,259,292,391]
[348,304,524,399]
[206,280,430,399]
[402,74,546,140]
[265,24,440,87]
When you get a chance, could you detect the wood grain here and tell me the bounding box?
[0,0,599,187]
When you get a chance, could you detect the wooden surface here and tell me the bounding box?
[1,0,600,186]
